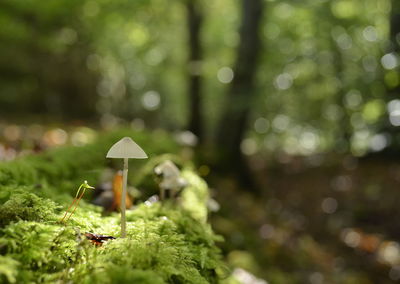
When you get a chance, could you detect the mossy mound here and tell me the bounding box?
[0,129,226,283]
[0,198,224,283]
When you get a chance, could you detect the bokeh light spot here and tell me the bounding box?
[362,26,378,42]
[381,53,399,70]
[142,91,161,111]
[342,229,361,248]
[217,67,234,84]
[241,138,257,155]
[274,73,293,90]
[321,197,338,214]
[254,118,269,134]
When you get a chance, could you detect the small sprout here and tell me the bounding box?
[60,180,94,223]
[154,160,187,200]
[106,137,148,238]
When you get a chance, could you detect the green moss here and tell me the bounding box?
[181,170,210,223]
[92,267,165,284]
[0,130,226,283]
[0,129,179,192]
[0,196,224,283]
[0,256,19,283]
[0,189,60,227]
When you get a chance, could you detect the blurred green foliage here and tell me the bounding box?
[0,128,179,190]
[0,0,398,156]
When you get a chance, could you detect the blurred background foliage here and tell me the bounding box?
[0,0,399,156]
[1,0,400,283]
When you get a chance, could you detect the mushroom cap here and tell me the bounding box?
[154,160,180,177]
[106,137,148,159]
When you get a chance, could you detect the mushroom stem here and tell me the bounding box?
[160,188,165,200]
[121,158,128,238]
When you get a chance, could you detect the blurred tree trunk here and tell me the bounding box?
[387,2,400,101]
[215,0,264,176]
[325,7,352,151]
[382,1,400,149]
[186,0,204,143]
[391,1,400,54]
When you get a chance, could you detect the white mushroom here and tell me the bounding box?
[106,137,148,237]
[154,160,187,200]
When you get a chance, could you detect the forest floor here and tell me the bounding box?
[211,154,400,283]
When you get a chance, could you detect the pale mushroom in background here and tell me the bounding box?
[106,137,148,237]
[154,160,187,200]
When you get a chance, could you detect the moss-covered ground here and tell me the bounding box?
[0,130,229,283]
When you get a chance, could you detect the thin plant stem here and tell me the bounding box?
[60,198,78,223]
[60,184,83,223]
[65,189,86,222]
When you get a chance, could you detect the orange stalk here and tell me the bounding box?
[59,181,94,224]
